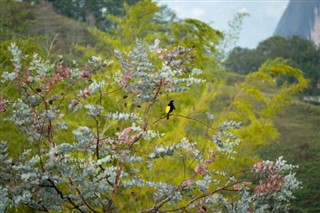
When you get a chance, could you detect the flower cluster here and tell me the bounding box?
[233,181,252,191]
[256,174,285,195]
[0,97,6,113]
[194,154,217,175]
[253,160,287,195]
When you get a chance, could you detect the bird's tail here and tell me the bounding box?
[167,113,169,120]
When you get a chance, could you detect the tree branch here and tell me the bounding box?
[163,181,245,212]
[47,178,85,213]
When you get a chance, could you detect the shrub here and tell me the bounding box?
[0,41,301,212]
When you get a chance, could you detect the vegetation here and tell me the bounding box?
[0,0,317,212]
[0,0,35,40]
[0,38,303,213]
[261,101,320,212]
[24,0,140,30]
[225,36,320,95]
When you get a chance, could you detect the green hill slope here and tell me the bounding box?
[27,1,94,56]
[261,100,320,212]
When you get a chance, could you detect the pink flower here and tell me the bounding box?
[22,75,30,84]
[57,66,71,78]
[255,176,285,195]
[81,70,91,80]
[120,71,132,87]
[194,164,207,175]
[182,179,195,187]
[50,75,61,85]
[233,181,252,191]
[117,127,133,144]
[253,162,264,170]
[244,181,252,185]
[77,88,91,99]
[233,183,242,191]
[253,161,275,174]
[0,98,7,113]
[156,48,162,54]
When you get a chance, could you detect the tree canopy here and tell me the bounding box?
[225,36,320,95]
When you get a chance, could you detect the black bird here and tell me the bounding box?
[166,100,175,120]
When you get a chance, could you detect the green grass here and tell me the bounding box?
[260,100,320,213]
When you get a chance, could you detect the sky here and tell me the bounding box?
[159,0,290,49]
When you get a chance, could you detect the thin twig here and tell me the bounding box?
[57,78,81,107]
[106,164,124,211]
[46,33,59,59]
[172,114,216,131]
[187,148,204,171]
[101,86,123,95]
[72,182,99,213]
[47,178,85,213]
[163,181,245,212]
[143,82,163,131]
[151,113,215,132]
[150,115,166,126]
[94,117,100,160]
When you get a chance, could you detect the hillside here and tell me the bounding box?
[27,1,94,56]
[261,101,320,212]
[274,0,320,45]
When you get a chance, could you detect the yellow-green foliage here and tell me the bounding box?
[107,0,164,46]
[0,39,43,157]
[75,0,223,71]
[170,18,223,68]
[0,0,35,40]
[75,0,166,60]
[215,58,309,170]
[121,59,306,212]
[0,39,42,69]
[0,2,309,211]
[72,1,308,196]
[0,40,307,212]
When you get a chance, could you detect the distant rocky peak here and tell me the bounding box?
[274,0,320,46]
[311,7,320,45]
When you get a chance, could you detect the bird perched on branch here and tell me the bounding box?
[166,100,175,120]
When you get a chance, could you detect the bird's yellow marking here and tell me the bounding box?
[166,105,170,114]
